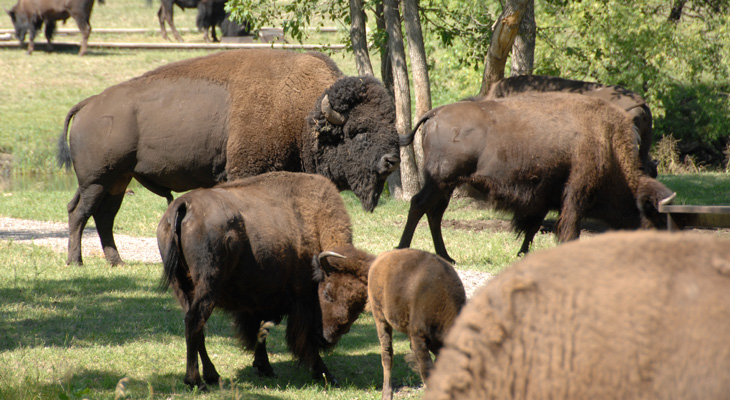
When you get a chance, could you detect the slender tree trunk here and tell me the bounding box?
[349,0,374,76]
[510,0,535,76]
[403,0,430,186]
[384,0,419,200]
[478,0,531,96]
[375,1,394,97]
[668,0,687,22]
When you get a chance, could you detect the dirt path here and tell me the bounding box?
[0,217,493,297]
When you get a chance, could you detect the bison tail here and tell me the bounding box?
[401,106,444,146]
[159,201,189,293]
[56,98,90,170]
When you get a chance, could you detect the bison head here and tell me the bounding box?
[304,76,401,212]
[311,246,372,345]
[637,175,676,230]
[7,6,27,43]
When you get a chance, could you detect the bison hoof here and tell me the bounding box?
[183,378,208,392]
[253,364,276,378]
[203,373,220,386]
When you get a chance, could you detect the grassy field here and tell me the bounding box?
[2,2,730,398]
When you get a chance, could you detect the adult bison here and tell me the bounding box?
[196,0,250,43]
[157,0,199,42]
[57,49,400,266]
[157,172,374,390]
[486,74,657,177]
[424,231,730,400]
[397,93,674,263]
[7,0,99,55]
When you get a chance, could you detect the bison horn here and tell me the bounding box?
[658,192,677,207]
[321,95,346,126]
[314,251,346,277]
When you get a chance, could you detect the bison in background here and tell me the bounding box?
[57,49,400,266]
[398,93,674,263]
[486,74,658,177]
[157,172,374,390]
[424,231,730,400]
[157,0,199,42]
[7,0,100,55]
[196,0,250,43]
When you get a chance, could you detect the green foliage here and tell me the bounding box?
[534,1,730,166]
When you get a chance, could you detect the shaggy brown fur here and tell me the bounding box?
[8,0,97,55]
[157,171,374,390]
[485,75,657,177]
[424,231,730,399]
[57,49,399,265]
[368,249,466,400]
[398,92,675,263]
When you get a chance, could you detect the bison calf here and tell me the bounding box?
[398,92,675,263]
[368,249,466,400]
[157,172,374,390]
[424,231,730,400]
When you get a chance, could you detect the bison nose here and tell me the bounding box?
[377,153,400,175]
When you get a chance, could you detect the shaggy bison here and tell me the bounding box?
[424,231,730,399]
[57,49,400,265]
[157,172,374,390]
[7,0,99,55]
[398,93,674,263]
[368,249,466,400]
[486,74,657,177]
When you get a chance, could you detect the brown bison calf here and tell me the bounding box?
[368,249,466,400]
[424,231,730,400]
[157,172,374,390]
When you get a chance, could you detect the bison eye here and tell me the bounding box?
[323,283,335,303]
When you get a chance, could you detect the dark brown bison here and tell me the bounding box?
[196,0,250,43]
[7,0,99,55]
[157,0,198,41]
[368,248,466,400]
[157,172,374,390]
[57,49,400,265]
[398,93,674,263]
[424,231,730,400]
[486,74,657,177]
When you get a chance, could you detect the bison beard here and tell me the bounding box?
[156,172,373,390]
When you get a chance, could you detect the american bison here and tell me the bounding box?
[57,49,400,265]
[196,0,250,43]
[157,172,374,390]
[424,231,730,400]
[486,74,657,177]
[398,93,674,263]
[157,0,198,42]
[7,0,99,55]
[368,249,466,400]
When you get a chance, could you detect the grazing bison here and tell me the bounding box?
[7,0,99,55]
[157,172,374,390]
[424,231,730,400]
[57,49,400,266]
[157,0,198,42]
[486,74,657,177]
[398,93,674,263]
[368,249,466,400]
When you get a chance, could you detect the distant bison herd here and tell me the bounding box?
[34,47,727,397]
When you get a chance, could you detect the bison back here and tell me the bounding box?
[425,231,730,400]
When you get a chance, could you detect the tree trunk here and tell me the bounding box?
[510,0,535,76]
[383,0,419,200]
[375,1,394,97]
[668,0,687,22]
[478,0,531,96]
[403,0,431,186]
[349,0,374,76]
